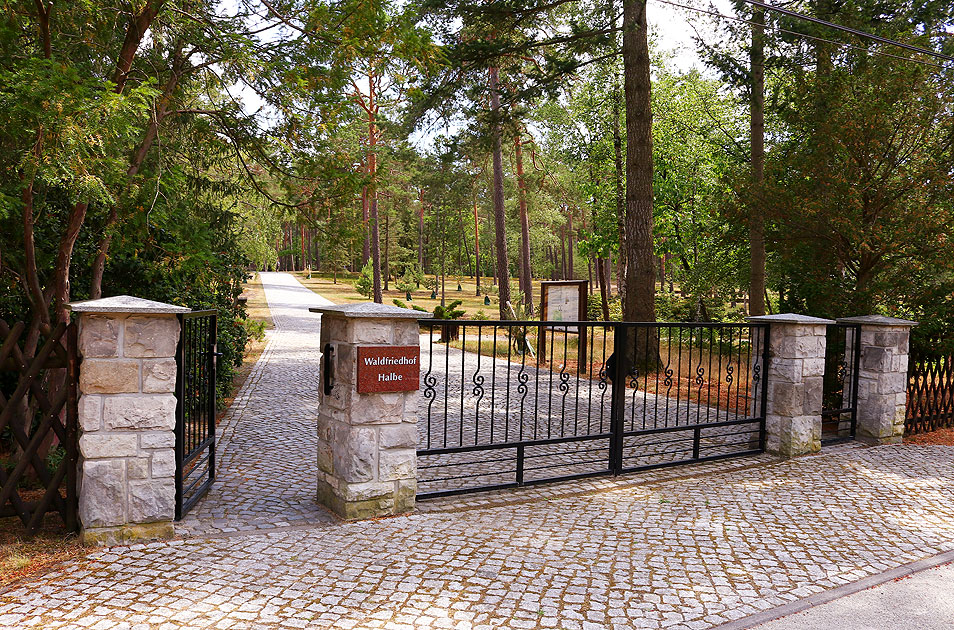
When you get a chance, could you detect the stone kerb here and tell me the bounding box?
[310,303,432,520]
[69,296,189,545]
[838,315,917,445]
[748,314,834,458]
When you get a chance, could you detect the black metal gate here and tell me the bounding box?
[174,310,217,519]
[821,323,861,442]
[416,320,769,498]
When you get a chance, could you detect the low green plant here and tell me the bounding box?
[433,299,465,320]
[354,260,374,299]
[242,318,267,341]
[395,265,424,294]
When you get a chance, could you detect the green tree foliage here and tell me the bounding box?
[759,2,954,320]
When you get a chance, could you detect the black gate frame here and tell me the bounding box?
[416,320,771,499]
[821,322,862,442]
[174,310,217,520]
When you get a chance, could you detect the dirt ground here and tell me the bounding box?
[904,426,954,446]
[0,515,87,590]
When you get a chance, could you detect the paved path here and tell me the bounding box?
[177,272,334,536]
[3,444,954,629]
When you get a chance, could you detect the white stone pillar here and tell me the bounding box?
[69,296,189,545]
[748,314,834,458]
[310,303,432,520]
[837,315,917,445]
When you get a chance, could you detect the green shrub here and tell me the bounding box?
[242,318,267,341]
[354,260,373,299]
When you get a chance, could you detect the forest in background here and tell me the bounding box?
[1,0,953,400]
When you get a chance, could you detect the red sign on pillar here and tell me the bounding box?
[355,346,421,393]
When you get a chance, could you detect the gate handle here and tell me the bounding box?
[323,343,335,395]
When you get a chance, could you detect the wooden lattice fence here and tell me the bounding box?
[0,319,78,535]
[906,333,954,435]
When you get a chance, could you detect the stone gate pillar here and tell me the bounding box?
[310,303,432,520]
[837,315,917,445]
[748,314,834,458]
[69,296,189,545]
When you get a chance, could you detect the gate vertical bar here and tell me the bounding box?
[208,314,217,484]
[849,324,861,437]
[609,324,627,474]
[758,323,771,451]
[174,313,185,521]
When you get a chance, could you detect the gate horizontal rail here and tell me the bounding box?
[416,319,768,498]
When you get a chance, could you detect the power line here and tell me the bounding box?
[653,0,950,70]
[740,0,954,63]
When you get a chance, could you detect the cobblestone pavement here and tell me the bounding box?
[176,272,336,536]
[3,444,954,629]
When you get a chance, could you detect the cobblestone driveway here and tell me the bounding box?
[2,445,954,629]
[177,272,335,536]
[6,273,952,629]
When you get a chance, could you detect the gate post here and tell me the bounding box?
[69,296,189,545]
[837,316,917,445]
[748,314,834,457]
[310,303,432,520]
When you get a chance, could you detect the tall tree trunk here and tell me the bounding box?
[567,211,574,280]
[489,67,511,318]
[560,224,567,279]
[597,257,610,321]
[748,5,766,316]
[362,186,371,265]
[473,192,481,295]
[612,73,627,298]
[112,1,166,92]
[53,203,88,324]
[384,210,390,291]
[622,0,659,368]
[367,75,383,303]
[418,189,424,270]
[514,133,533,311]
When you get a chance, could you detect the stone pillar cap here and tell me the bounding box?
[309,303,433,319]
[747,313,835,325]
[68,295,191,314]
[836,315,918,327]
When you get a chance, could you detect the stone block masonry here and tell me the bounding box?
[310,302,432,520]
[69,295,190,545]
[838,315,917,445]
[749,313,835,458]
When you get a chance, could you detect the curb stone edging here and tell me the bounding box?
[711,549,954,630]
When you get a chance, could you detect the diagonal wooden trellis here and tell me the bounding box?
[907,334,954,435]
[0,319,78,535]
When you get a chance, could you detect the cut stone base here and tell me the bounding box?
[81,521,175,546]
[317,478,414,520]
[857,433,904,446]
